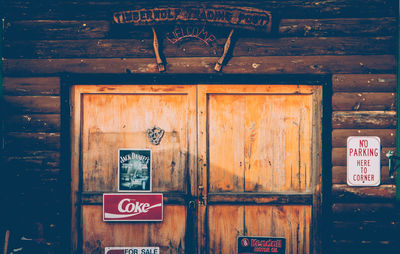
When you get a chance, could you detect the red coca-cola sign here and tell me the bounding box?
[103,193,163,221]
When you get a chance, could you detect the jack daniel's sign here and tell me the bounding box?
[113,5,272,33]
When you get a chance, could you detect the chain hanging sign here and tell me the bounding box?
[113,5,272,33]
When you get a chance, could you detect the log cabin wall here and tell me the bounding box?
[0,0,398,253]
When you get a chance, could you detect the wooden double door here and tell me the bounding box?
[71,84,322,254]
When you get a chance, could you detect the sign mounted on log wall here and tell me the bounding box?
[347,136,381,186]
[103,193,163,222]
[113,5,272,33]
[113,5,272,72]
[238,236,286,253]
[105,247,160,254]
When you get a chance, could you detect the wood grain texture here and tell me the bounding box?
[332,184,395,201]
[3,55,396,75]
[207,205,244,254]
[80,192,186,205]
[332,147,394,166]
[4,18,395,40]
[332,92,395,111]
[330,240,398,254]
[4,20,110,40]
[4,114,61,132]
[71,85,198,252]
[332,203,400,220]
[80,86,196,192]
[332,220,400,241]
[279,18,396,37]
[3,0,396,19]
[332,111,396,129]
[3,150,60,164]
[82,205,186,254]
[3,77,60,95]
[245,205,311,254]
[332,129,395,147]
[207,193,312,204]
[3,96,60,114]
[4,36,394,58]
[206,88,314,193]
[4,132,60,151]
[207,205,311,254]
[332,74,396,92]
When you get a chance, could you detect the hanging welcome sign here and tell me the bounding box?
[113,5,272,72]
[113,5,272,33]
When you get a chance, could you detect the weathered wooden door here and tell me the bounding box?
[71,84,322,254]
[197,85,322,254]
[71,85,198,253]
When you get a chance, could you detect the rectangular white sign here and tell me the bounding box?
[347,136,380,186]
[105,247,159,254]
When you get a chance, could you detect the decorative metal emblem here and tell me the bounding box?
[147,126,165,145]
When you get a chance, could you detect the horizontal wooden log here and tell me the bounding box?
[332,129,396,147]
[3,0,396,19]
[5,132,60,151]
[330,240,397,254]
[332,111,396,129]
[332,166,393,184]
[332,220,400,241]
[4,18,395,41]
[5,151,60,169]
[332,203,400,220]
[279,18,396,37]
[6,160,61,171]
[332,74,396,92]
[3,55,396,75]
[4,36,395,58]
[2,149,61,159]
[13,169,62,182]
[332,147,394,166]
[332,92,396,111]
[332,184,395,201]
[3,77,60,95]
[3,96,60,114]
[4,20,110,40]
[5,114,60,132]
[332,92,395,111]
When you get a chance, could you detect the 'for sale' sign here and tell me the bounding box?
[105,247,159,254]
[347,136,380,186]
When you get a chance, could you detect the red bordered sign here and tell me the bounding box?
[105,247,160,254]
[103,193,163,222]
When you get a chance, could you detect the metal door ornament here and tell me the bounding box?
[147,126,165,145]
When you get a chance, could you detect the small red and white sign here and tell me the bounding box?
[105,247,159,254]
[103,193,163,222]
[347,136,380,186]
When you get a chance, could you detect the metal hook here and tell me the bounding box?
[386,150,400,179]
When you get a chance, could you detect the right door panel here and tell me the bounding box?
[198,85,322,254]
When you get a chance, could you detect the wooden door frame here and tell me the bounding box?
[62,74,331,254]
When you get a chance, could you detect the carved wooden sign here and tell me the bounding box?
[113,5,272,33]
[167,26,216,45]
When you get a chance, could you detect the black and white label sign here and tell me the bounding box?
[105,247,159,254]
[347,136,380,186]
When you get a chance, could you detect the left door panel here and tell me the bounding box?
[71,85,197,254]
